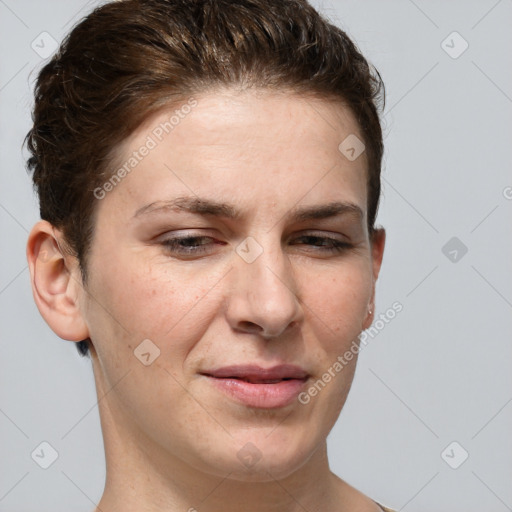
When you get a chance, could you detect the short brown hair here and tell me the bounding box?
[24,0,385,358]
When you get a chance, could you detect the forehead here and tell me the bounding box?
[98,89,368,222]
[112,88,365,163]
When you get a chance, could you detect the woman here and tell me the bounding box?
[25,0,393,510]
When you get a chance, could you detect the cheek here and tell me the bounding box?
[303,260,372,344]
[84,250,225,361]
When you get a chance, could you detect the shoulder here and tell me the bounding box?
[332,475,396,511]
[330,472,397,512]
[374,503,397,512]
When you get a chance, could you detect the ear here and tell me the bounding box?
[26,220,90,342]
[362,227,386,330]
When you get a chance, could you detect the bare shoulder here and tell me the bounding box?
[375,505,397,512]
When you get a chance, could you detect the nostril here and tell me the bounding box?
[238,321,262,333]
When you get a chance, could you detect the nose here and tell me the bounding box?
[225,236,304,339]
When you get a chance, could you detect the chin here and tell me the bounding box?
[200,430,318,482]
[227,458,310,483]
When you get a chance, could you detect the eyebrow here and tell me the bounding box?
[133,196,364,223]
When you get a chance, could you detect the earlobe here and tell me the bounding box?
[26,220,90,342]
[361,227,386,331]
[362,300,375,332]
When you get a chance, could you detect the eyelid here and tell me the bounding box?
[157,228,350,242]
[293,228,349,238]
[158,230,355,259]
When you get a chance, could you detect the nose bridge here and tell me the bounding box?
[228,233,303,337]
[241,235,290,292]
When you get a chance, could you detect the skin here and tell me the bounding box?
[27,88,386,512]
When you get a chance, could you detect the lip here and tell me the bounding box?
[200,364,309,409]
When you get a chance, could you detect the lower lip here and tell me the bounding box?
[204,376,308,408]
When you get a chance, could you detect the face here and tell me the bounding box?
[76,88,384,482]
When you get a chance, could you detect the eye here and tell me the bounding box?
[160,235,218,256]
[290,234,353,253]
[159,232,353,258]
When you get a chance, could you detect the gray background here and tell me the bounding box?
[1,0,511,511]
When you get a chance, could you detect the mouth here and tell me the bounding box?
[221,377,296,384]
[200,364,310,409]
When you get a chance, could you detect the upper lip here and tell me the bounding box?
[201,364,309,381]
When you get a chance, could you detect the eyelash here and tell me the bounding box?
[160,234,353,256]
